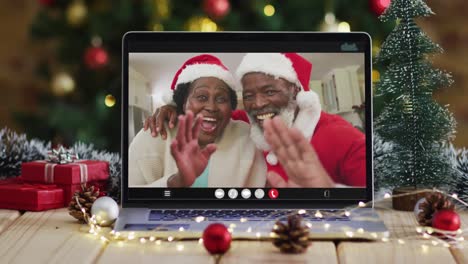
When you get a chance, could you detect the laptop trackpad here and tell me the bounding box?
[123,223,191,231]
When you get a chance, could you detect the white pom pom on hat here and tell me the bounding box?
[296,90,320,109]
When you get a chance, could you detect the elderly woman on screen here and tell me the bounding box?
[129,54,266,187]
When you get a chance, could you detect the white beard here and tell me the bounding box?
[249,121,271,151]
[248,100,297,151]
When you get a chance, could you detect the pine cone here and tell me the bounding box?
[272,214,311,253]
[68,184,100,222]
[417,192,455,226]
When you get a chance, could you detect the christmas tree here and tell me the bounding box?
[374,0,458,189]
[16,0,393,152]
[17,0,155,152]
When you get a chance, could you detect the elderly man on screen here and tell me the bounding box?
[145,53,366,188]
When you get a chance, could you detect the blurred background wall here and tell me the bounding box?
[0,1,39,133]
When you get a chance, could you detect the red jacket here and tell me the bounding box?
[231,110,366,187]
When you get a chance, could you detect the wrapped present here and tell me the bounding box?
[0,177,64,211]
[21,147,109,206]
[21,160,109,185]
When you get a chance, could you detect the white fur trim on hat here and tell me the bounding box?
[235,53,302,92]
[176,64,236,90]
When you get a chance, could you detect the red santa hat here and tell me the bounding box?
[162,54,236,104]
[235,53,319,109]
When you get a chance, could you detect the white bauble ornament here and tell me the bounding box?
[91,196,119,226]
[414,197,426,218]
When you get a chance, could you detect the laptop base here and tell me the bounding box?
[114,208,388,240]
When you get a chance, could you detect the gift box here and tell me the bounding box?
[0,177,64,211]
[21,160,109,206]
[21,160,109,185]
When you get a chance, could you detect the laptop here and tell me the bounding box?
[115,32,388,240]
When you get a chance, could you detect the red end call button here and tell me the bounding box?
[268,189,279,199]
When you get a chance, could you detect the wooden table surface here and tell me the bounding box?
[0,208,466,264]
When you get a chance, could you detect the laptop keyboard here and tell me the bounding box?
[148,209,350,222]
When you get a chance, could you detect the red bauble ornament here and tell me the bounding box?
[202,223,232,254]
[370,0,391,16]
[84,47,109,69]
[39,0,55,6]
[432,210,461,231]
[203,0,230,20]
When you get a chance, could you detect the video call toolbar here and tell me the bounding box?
[128,188,367,201]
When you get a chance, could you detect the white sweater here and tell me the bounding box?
[129,120,267,187]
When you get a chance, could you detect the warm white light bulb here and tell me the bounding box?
[337,22,351,32]
[177,244,184,251]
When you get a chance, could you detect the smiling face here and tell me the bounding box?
[184,77,232,146]
[241,72,299,129]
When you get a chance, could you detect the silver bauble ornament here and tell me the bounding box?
[413,197,426,218]
[91,196,119,226]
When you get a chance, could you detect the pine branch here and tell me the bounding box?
[446,145,468,201]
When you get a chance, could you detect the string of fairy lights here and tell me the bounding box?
[77,189,467,253]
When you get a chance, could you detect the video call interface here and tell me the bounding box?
[127,50,368,201]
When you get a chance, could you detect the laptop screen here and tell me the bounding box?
[122,33,372,208]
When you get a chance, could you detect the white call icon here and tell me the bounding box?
[228,189,238,199]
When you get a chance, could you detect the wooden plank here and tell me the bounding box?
[0,209,20,234]
[337,242,456,264]
[98,240,337,264]
[0,208,105,264]
[376,209,422,239]
[1,206,463,263]
[98,241,210,264]
[224,241,337,264]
